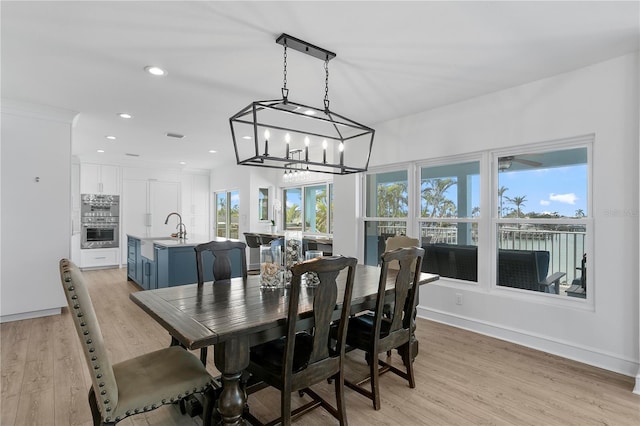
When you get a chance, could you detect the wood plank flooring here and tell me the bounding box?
[1,267,638,425]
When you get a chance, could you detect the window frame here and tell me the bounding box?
[214,189,240,239]
[490,137,592,303]
[360,136,593,306]
[281,181,334,235]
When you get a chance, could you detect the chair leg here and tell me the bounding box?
[88,386,113,426]
[369,351,381,410]
[399,343,416,388]
[282,388,292,426]
[334,371,348,425]
[202,385,217,426]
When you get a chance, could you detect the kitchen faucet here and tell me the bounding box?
[164,212,187,240]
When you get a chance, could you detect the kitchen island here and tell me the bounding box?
[127,235,244,290]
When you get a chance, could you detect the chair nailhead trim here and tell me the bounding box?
[63,260,213,425]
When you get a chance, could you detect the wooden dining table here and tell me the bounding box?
[130,264,438,425]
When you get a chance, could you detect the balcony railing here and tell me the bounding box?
[369,223,586,284]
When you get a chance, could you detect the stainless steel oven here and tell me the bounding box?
[81,194,120,249]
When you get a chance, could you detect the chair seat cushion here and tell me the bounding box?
[250,332,313,373]
[345,313,391,349]
[110,346,212,421]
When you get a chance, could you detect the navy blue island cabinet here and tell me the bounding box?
[127,235,244,290]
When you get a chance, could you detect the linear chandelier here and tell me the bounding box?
[229,33,375,175]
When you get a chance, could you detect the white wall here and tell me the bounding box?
[335,53,640,377]
[1,100,77,321]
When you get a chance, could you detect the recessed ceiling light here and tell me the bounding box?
[118,113,132,119]
[209,150,217,154]
[242,135,252,140]
[179,161,186,165]
[105,135,116,140]
[97,149,105,153]
[144,65,167,76]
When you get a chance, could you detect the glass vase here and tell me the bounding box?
[260,244,282,289]
[284,230,303,285]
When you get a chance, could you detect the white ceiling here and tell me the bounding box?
[2,1,638,171]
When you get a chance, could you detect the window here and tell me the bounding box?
[361,137,591,300]
[258,188,269,221]
[363,170,409,266]
[283,182,333,234]
[215,190,240,239]
[419,161,480,281]
[495,146,588,297]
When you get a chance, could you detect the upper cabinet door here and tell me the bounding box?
[149,180,180,237]
[99,165,120,195]
[80,163,120,195]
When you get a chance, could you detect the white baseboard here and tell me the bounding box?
[0,307,62,323]
[417,306,639,379]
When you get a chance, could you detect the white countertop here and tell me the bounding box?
[128,234,239,259]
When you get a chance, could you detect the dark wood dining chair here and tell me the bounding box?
[245,256,357,426]
[59,259,216,425]
[344,246,424,410]
[192,240,248,365]
[194,240,247,286]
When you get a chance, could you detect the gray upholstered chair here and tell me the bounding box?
[384,235,419,270]
[59,259,216,425]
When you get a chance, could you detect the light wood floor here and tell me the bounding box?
[2,267,638,426]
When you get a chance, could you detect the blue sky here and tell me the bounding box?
[498,165,587,217]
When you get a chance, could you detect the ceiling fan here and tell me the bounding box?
[498,155,542,171]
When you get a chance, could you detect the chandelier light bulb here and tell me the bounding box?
[285,133,290,158]
[304,136,310,162]
[263,129,270,156]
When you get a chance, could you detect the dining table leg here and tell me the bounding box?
[213,336,250,425]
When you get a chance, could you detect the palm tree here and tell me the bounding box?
[575,208,585,218]
[506,195,527,219]
[377,182,408,217]
[421,178,456,217]
[498,186,509,217]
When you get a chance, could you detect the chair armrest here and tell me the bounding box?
[539,272,566,294]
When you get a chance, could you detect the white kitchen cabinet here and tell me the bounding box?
[80,248,119,268]
[120,179,179,264]
[181,172,210,238]
[80,163,119,195]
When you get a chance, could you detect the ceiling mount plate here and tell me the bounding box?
[276,33,336,61]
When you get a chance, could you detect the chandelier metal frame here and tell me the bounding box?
[229,33,375,175]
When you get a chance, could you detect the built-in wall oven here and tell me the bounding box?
[81,194,120,249]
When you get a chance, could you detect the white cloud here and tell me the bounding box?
[539,200,550,206]
[549,193,578,205]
